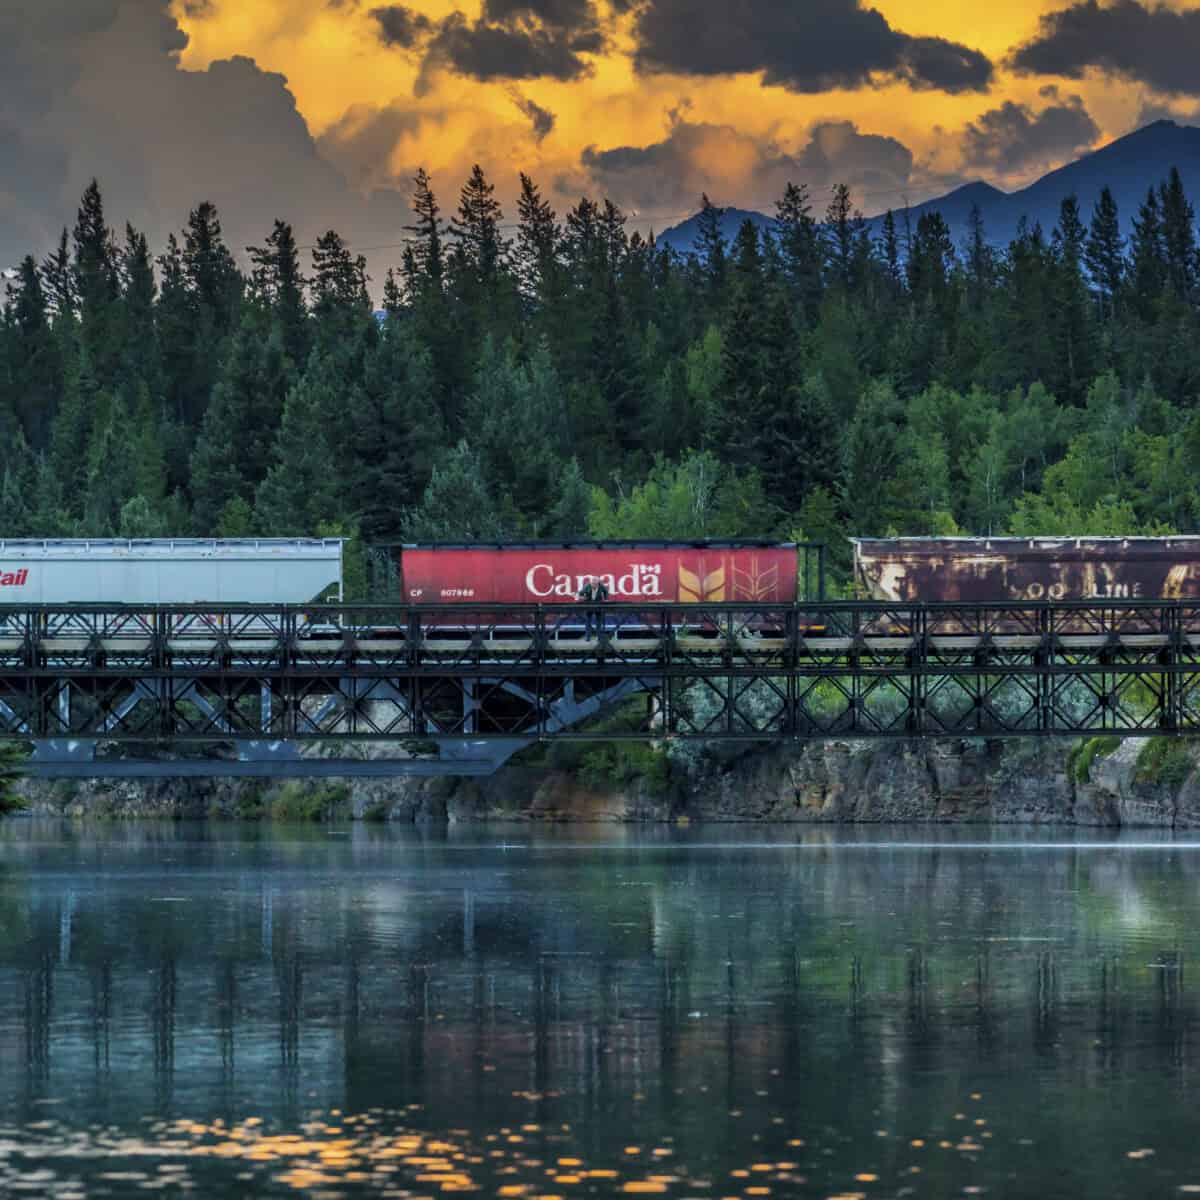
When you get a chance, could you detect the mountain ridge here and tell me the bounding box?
[656,120,1200,252]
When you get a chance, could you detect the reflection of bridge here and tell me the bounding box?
[2,600,1200,776]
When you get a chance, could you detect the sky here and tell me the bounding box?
[3,0,1200,275]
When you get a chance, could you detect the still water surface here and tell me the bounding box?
[3,820,1200,1197]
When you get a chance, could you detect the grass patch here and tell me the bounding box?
[1135,738,1194,788]
[578,743,671,797]
[1069,735,1122,783]
[269,782,351,822]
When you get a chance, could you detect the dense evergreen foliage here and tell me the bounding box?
[6,169,1200,588]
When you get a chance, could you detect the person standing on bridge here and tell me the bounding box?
[577,577,596,637]
[593,577,610,639]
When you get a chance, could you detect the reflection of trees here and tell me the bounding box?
[4,835,1200,1149]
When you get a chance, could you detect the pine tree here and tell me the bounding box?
[514,172,560,305]
[119,223,161,399]
[248,219,309,368]
[1129,188,1167,318]
[466,337,567,524]
[963,204,995,310]
[1159,166,1197,303]
[824,184,860,291]
[695,194,727,303]
[405,168,445,290]
[71,181,120,388]
[183,201,242,336]
[1085,186,1124,320]
[549,458,592,538]
[190,307,291,531]
[3,256,62,449]
[403,441,507,541]
[255,363,343,535]
[349,319,446,540]
[1051,195,1095,405]
[880,209,903,295]
[775,182,823,321]
[450,165,507,286]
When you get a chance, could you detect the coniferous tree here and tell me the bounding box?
[1086,186,1124,320]
[694,194,727,303]
[775,182,824,321]
[3,256,62,448]
[255,360,343,535]
[248,219,309,368]
[1129,188,1167,318]
[1051,195,1095,404]
[1158,167,1196,303]
[349,319,445,541]
[405,168,446,292]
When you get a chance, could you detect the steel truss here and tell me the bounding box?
[2,601,1200,773]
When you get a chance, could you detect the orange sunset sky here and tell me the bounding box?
[3,0,1199,269]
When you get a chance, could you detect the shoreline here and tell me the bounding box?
[11,735,1200,827]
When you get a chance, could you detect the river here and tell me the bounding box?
[2,820,1200,1197]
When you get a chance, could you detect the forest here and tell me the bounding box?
[3,165,1200,590]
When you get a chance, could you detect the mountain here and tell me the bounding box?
[655,206,774,254]
[656,120,1200,253]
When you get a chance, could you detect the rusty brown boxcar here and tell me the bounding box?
[852,537,1200,603]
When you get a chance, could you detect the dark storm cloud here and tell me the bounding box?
[629,0,992,94]
[426,12,602,82]
[960,90,1100,173]
[482,0,596,30]
[1010,0,1200,95]
[510,92,557,141]
[369,5,432,48]
[0,0,406,272]
[369,0,605,84]
[580,118,913,213]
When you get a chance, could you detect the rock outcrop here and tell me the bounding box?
[12,735,1200,826]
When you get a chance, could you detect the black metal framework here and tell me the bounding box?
[2,600,1200,750]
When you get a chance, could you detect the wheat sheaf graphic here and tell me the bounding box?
[732,558,779,601]
[679,561,726,602]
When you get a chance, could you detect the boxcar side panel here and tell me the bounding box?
[854,538,1200,603]
[401,547,798,604]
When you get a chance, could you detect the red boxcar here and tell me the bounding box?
[399,543,798,605]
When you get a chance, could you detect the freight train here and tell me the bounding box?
[8,536,1194,615]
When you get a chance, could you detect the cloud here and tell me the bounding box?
[369,4,432,48]
[510,91,557,142]
[579,118,913,216]
[959,90,1100,173]
[425,12,602,82]
[369,0,605,85]
[630,0,992,94]
[0,0,406,272]
[482,0,596,29]
[316,103,425,191]
[1010,0,1200,96]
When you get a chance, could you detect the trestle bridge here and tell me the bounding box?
[2,600,1200,776]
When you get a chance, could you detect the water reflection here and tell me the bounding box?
[3,821,1200,1195]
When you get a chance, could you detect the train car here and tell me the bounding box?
[397,542,801,605]
[0,538,344,605]
[853,536,1200,603]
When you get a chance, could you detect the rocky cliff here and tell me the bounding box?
[12,735,1200,826]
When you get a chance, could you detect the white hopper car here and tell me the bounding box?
[0,539,344,605]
